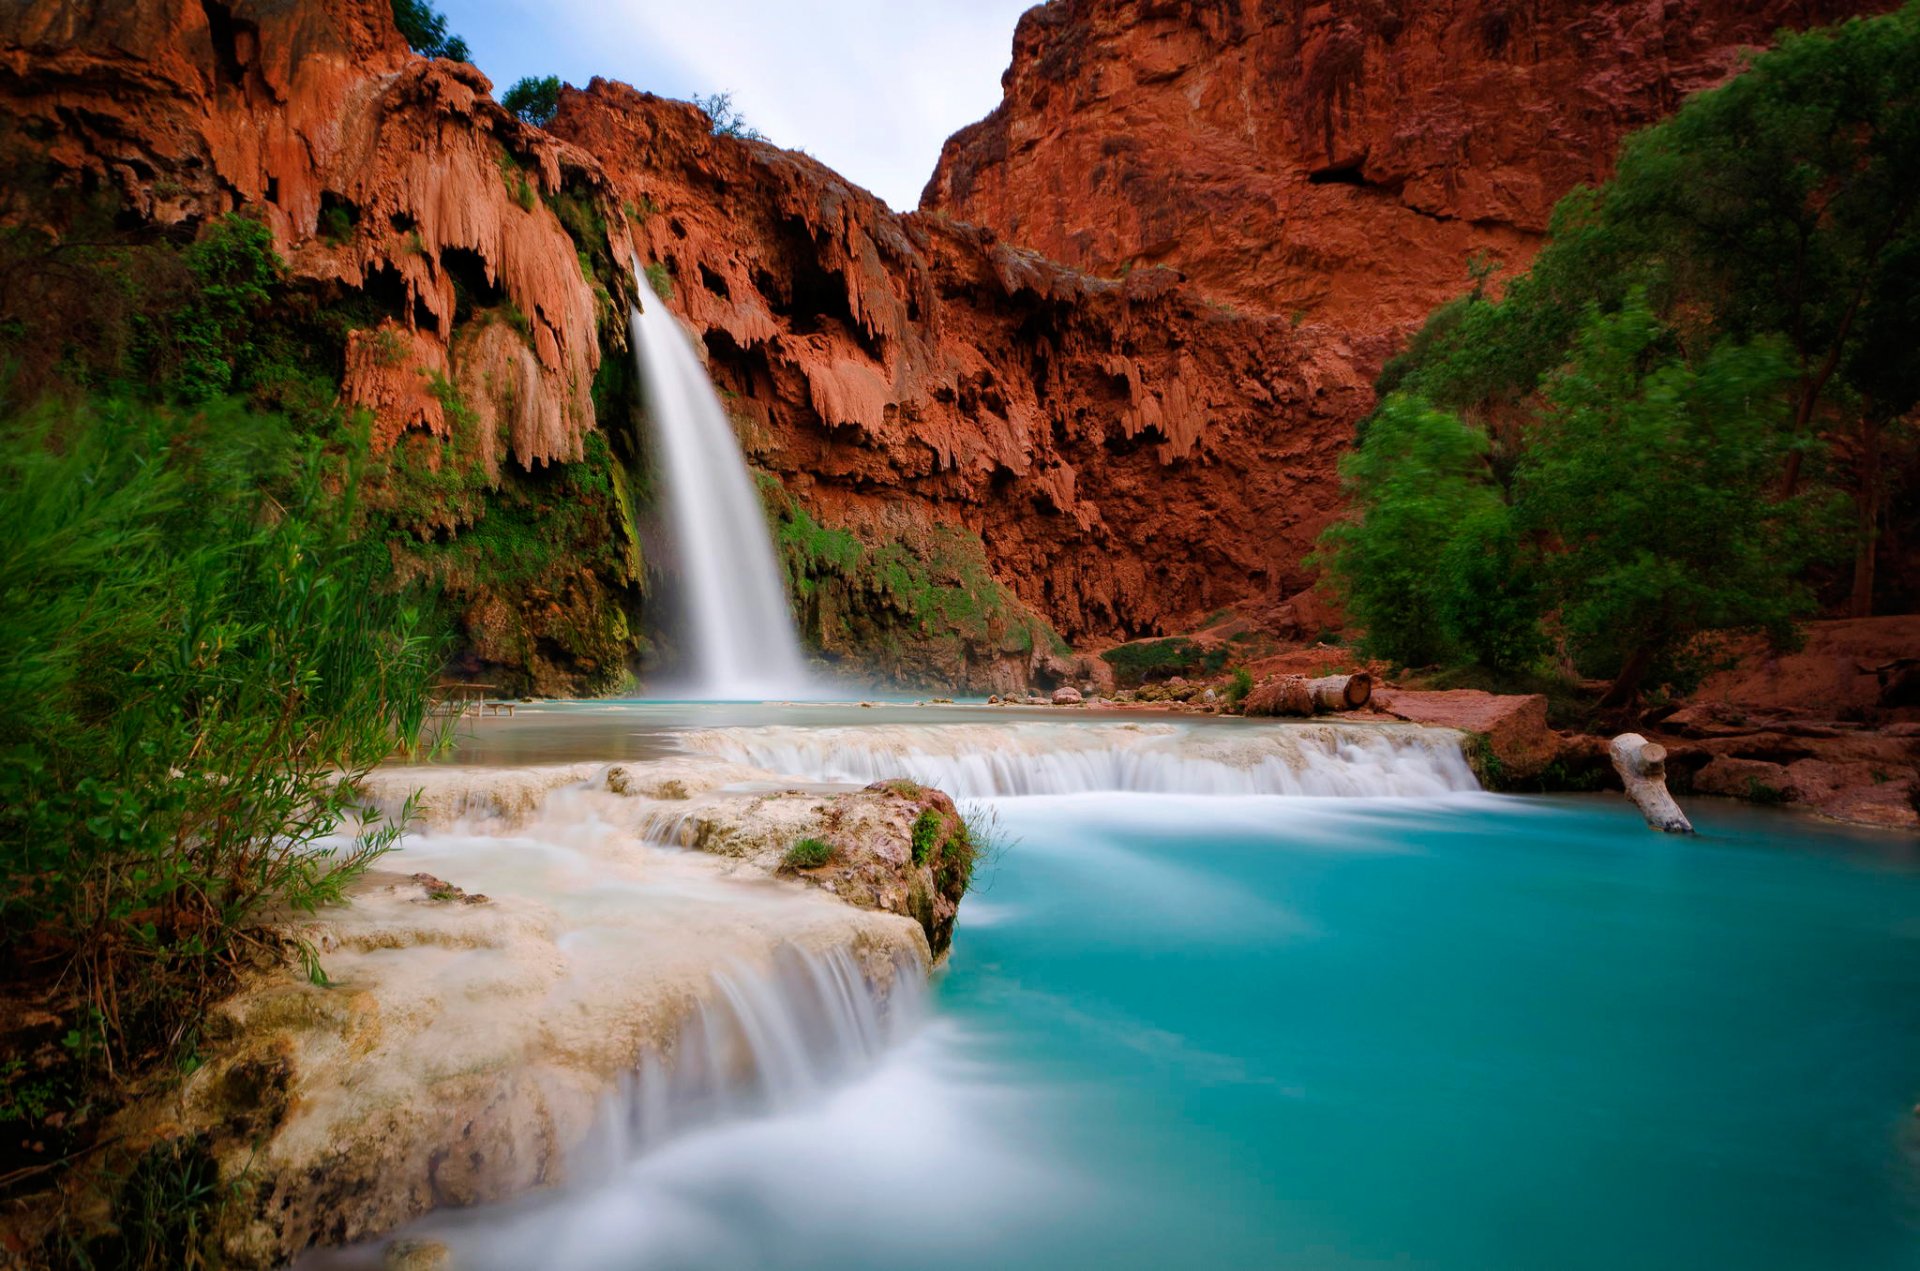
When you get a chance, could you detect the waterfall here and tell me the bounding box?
[676,721,1482,798]
[629,291,810,699]
[569,943,922,1176]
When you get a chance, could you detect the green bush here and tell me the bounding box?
[1226,666,1254,705]
[783,837,834,870]
[1100,637,1227,688]
[0,395,441,1072]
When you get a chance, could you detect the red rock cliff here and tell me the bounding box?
[550,81,1366,647]
[923,0,1899,349]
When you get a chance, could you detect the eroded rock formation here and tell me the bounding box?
[923,0,1901,347]
[551,81,1366,652]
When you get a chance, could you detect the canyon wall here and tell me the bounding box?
[2,0,1895,691]
[923,0,1900,355]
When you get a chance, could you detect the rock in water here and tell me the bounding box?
[385,1240,452,1271]
[1609,733,1694,834]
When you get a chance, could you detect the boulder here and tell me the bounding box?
[1052,686,1084,706]
[1379,690,1558,782]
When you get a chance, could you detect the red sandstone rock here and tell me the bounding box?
[0,0,617,468]
[925,0,1898,348]
[1378,689,1557,780]
[547,80,1368,643]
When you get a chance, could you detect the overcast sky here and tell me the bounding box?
[448,0,1034,210]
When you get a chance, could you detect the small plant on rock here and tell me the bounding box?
[784,837,834,870]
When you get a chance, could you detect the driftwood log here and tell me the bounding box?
[1246,673,1372,717]
[1307,673,1372,712]
[1245,674,1313,716]
[1609,733,1693,834]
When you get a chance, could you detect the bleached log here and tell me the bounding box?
[1609,733,1693,834]
[1245,674,1313,717]
[1308,673,1373,712]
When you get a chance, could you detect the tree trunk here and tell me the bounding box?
[1598,642,1659,710]
[1608,733,1693,834]
[1307,673,1373,712]
[1848,412,1883,619]
[1244,674,1313,717]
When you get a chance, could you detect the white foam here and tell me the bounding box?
[675,721,1479,798]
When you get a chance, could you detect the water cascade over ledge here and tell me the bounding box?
[676,720,1481,798]
[630,291,811,698]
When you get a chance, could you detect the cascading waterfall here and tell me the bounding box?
[676,721,1481,798]
[570,943,921,1177]
[630,289,810,699]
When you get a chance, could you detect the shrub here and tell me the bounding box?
[783,837,834,870]
[502,75,562,127]
[0,396,441,1073]
[910,809,943,866]
[1226,666,1254,705]
[692,91,766,142]
[1100,637,1227,688]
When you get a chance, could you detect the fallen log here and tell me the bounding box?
[1307,673,1372,712]
[1609,733,1693,834]
[1244,674,1313,717]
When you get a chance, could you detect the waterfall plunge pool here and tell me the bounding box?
[333,705,1920,1270]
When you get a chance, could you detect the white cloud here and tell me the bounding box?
[459,0,1033,210]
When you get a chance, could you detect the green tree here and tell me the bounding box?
[392,0,470,61]
[1317,395,1515,668]
[693,91,766,142]
[1523,299,1828,704]
[503,75,563,127]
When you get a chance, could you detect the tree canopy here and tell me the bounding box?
[1320,3,1920,702]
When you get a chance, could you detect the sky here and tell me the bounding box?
[446,0,1036,211]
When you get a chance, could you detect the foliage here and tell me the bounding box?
[1324,6,1920,696]
[1226,666,1254,706]
[692,92,766,142]
[1099,637,1228,688]
[1526,299,1826,699]
[502,75,563,127]
[165,213,285,404]
[1316,395,1508,669]
[0,396,440,1076]
[1370,4,1920,620]
[644,261,674,300]
[763,480,1063,686]
[782,837,834,870]
[909,810,942,867]
[391,0,469,61]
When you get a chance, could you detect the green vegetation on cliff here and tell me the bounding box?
[759,476,1062,688]
[1322,4,1920,705]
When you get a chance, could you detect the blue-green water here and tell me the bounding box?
[936,793,1919,1271]
[386,780,1919,1270]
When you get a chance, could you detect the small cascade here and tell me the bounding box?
[676,721,1481,798]
[630,291,811,699]
[571,943,921,1176]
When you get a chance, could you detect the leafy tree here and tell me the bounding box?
[1523,298,1829,703]
[693,91,766,142]
[503,74,563,127]
[1376,3,1920,615]
[392,0,470,61]
[1317,395,1513,668]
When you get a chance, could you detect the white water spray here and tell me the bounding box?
[630,290,810,698]
[676,721,1482,798]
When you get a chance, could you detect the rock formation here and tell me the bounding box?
[1,0,1899,690]
[924,0,1901,348]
